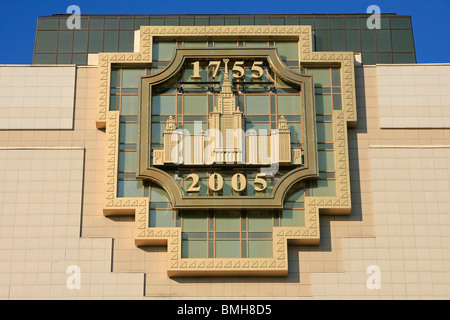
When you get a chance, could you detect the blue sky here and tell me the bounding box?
[0,0,449,64]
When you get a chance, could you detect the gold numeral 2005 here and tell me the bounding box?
[185,173,267,193]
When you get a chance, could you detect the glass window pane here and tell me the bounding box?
[104,31,119,52]
[122,68,146,87]
[58,31,73,53]
[391,17,412,29]
[215,212,240,231]
[246,95,270,115]
[118,151,137,172]
[317,122,333,143]
[34,54,56,64]
[88,31,103,53]
[152,95,176,115]
[105,18,119,30]
[315,18,329,29]
[281,209,305,227]
[180,18,194,26]
[135,18,150,29]
[312,179,336,197]
[318,150,335,171]
[73,31,88,53]
[57,54,72,64]
[151,123,164,143]
[392,30,414,52]
[330,18,344,29]
[315,30,330,51]
[150,183,171,201]
[90,18,104,30]
[119,30,134,52]
[121,96,139,115]
[38,18,59,30]
[183,212,207,231]
[362,53,377,65]
[331,30,346,51]
[377,53,393,64]
[276,42,298,61]
[277,95,301,115]
[308,68,331,87]
[72,54,87,65]
[195,18,209,26]
[345,18,359,29]
[393,53,416,64]
[240,18,254,25]
[361,30,376,51]
[184,95,207,114]
[376,30,391,52]
[215,240,240,258]
[35,31,58,53]
[153,42,176,60]
[182,240,207,258]
[315,94,332,114]
[248,212,272,231]
[119,18,134,30]
[117,180,143,197]
[119,122,138,144]
[248,240,272,258]
[149,210,174,227]
[346,30,361,52]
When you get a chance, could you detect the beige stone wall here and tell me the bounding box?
[1,64,450,299]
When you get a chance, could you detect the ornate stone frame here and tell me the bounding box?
[96,25,357,276]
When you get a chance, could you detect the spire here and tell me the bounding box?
[220,59,233,95]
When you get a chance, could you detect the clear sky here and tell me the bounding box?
[0,0,449,64]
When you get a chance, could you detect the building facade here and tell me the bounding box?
[0,13,449,299]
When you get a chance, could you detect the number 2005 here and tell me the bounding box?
[185,173,268,193]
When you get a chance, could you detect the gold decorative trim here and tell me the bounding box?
[97,25,357,276]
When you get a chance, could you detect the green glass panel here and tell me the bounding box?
[57,54,72,64]
[240,18,254,25]
[183,212,207,232]
[361,30,376,51]
[377,53,393,64]
[88,31,103,52]
[345,18,359,29]
[180,18,194,26]
[105,18,119,30]
[376,30,392,52]
[195,18,209,26]
[346,30,361,52]
[245,41,269,48]
[117,180,143,197]
[312,179,336,197]
[215,212,240,231]
[184,95,207,114]
[316,122,333,143]
[276,42,298,61]
[308,68,331,87]
[288,123,302,143]
[281,209,305,227]
[153,42,176,60]
[277,95,301,115]
[110,69,120,88]
[35,31,58,53]
[73,31,88,53]
[330,18,344,29]
[331,30,346,51]
[119,18,134,30]
[149,210,174,227]
[255,17,269,25]
[183,41,207,48]
[392,30,414,52]
[315,30,330,51]
[34,54,56,64]
[315,94,332,114]
[182,240,207,258]
[248,240,272,258]
[104,31,119,52]
[225,18,239,25]
[285,17,299,25]
[246,95,270,115]
[248,212,272,231]
[393,53,416,64]
[362,53,377,65]
[333,94,342,110]
[58,31,73,53]
[318,150,335,171]
[135,18,150,29]
[315,18,329,29]
[215,240,240,258]
[119,31,134,52]
[122,69,146,87]
[90,19,104,30]
[331,69,341,86]
[391,17,412,29]
[150,183,170,201]
[152,95,176,115]
[119,122,137,144]
[38,18,59,30]
[299,18,314,26]
[121,96,138,114]
[72,54,87,65]
[118,151,137,172]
